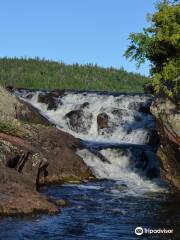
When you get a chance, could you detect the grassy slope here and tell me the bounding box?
[0,57,149,92]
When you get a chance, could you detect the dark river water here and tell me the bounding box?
[0,180,180,240]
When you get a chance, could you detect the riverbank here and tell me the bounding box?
[151,97,180,191]
[0,86,93,216]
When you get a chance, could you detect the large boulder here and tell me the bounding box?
[37,90,64,111]
[65,109,92,133]
[151,98,180,190]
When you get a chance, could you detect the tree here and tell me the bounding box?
[124,0,180,96]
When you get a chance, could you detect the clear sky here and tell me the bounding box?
[0,0,156,76]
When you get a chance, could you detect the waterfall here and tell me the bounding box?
[16,90,155,144]
[15,89,166,195]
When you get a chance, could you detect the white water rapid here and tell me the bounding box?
[15,89,167,196]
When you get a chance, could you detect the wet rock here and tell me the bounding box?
[6,85,15,93]
[111,109,130,119]
[37,89,65,111]
[151,98,180,190]
[147,129,159,146]
[65,110,92,133]
[97,113,109,129]
[23,92,34,99]
[146,167,159,180]
[38,93,58,111]
[128,102,150,114]
[55,199,69,207]
[137,151,159,179]
[139,104,151,114]
[80,102,89,109]
[128,102,142,111]
[115,183,127,192]
[50,89,65,98]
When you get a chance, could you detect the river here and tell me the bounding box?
[0,90,179,239]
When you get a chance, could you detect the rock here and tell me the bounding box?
[128,101,150,114]
[174,93,180,109]
[6,85,16,93]
[65,110,92,133]
[0,86,50,126]
[151,98,180,190]
[115,183,127,192]
[16,100,51,125]
[147,129,159,146]
[24,92,34,99]
[146,167,159,180]
[0,86,21,122]
[0,164,58,216]
[111,109,130,119]
[0,86,93,216]
[38,93,58,111]
[139,104,151,114]
[128,102,142,111]
[80,102,89,109]
[37,90,64,111]
[55,199,69,207]
[97,113,109,129]
[50,89,65,98]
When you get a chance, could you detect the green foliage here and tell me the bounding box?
[0,122,18,135]
[124,0,180,97]
[0,57,148,92]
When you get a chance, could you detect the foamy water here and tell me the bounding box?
[15,90,166,196]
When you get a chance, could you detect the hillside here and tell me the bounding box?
[0,58,148,92]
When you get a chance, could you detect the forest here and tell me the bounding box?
[0,57,148,92]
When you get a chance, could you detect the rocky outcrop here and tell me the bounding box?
[151,98,180,190]
[0,164,58,216]
[0,86,93,216]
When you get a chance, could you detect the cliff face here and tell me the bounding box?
[151,98,180,190]
[0,86,93,216]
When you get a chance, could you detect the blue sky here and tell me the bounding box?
[0,0,155,76]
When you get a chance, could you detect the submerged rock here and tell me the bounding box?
[151,98,180,190]
[55,199,69,207]
[97,113,109,129]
